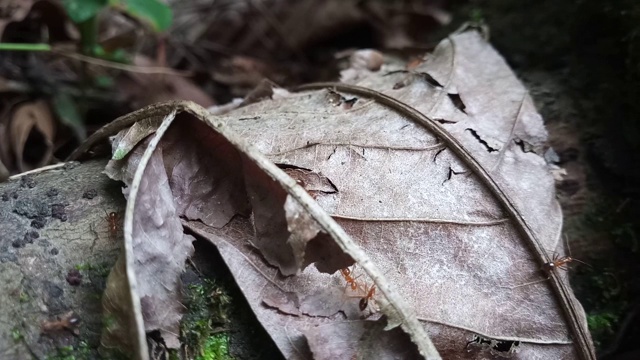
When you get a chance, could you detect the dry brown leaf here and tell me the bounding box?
[188,31,591,358]
[304,319,421,360]
[0,0,71,43]
[82,30,594,360]
[120,55,215,109]
[9,100,55,172]
[0,0,35,36]
[102,110,195,352]
[93,101,435,359]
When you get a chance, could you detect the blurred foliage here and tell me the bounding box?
[62,0,108,24]
[62,0,172,32]
[111,0,173,32]
[62,0,171,56]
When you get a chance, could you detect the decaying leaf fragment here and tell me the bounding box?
[9,100,55,172]
[102,110,196,353]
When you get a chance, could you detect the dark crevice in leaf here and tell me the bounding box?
[465,128,498,152]
[466,334,520,355]
[418,72,444,88]
[493,339,520,353]
[276,163,313,172]
[393,81,408,90]
[448,93,467,114]
[434,118,456,124]
[442,166,466,185]
[433,147,445,162]
[515,139,536,154]
[383,70,409,77]
[343,97,358,109]
[387,70,444,90]
[327,147,338,160]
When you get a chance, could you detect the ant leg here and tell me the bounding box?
[497,277,549,289]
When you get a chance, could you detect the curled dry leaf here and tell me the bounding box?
[102,110,196,352]
[85,30,593,360]
[93,100,436,359]
[203,31,592,358]
[9,100,55,172]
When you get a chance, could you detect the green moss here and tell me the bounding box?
[11,327,22,342]
[47,345,75,360]
[45,341,93,360]
[75,262,111,277]
[180,278,232,359]
[588,313,619,349]
[74,263,91,271]
[196,334,233,360]
[169,350,181,360]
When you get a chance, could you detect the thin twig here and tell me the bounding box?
[51,49,192,76]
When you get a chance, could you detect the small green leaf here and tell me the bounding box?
[110,0,172,32]
[93,46,129,63]
[112,148,128,160]
[95,75,115,89]
[63,0,108,23]
[52,92,86,141]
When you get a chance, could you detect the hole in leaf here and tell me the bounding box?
[465,128,497,152]
[417,72,443,88]
[448,93,467,114]
[434,118,456,124]
[22,126,48,165]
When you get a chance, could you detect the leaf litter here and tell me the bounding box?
[9,100,56,172]
[91,30,594,360]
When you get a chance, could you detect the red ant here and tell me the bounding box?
[103,209,120,241]
[41,311,81,335]
[357,284,376,311]
[339,266,377,311]
[340,267,360,291]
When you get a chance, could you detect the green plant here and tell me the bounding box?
[62,0,172,56]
